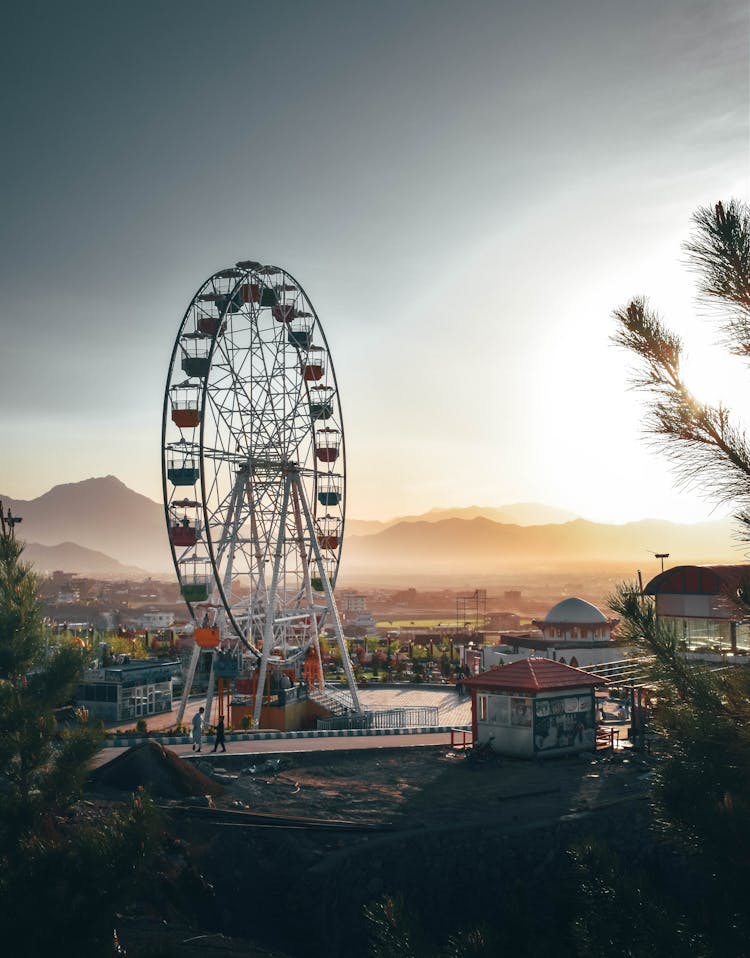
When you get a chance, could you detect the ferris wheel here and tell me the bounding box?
[161,261,360,722]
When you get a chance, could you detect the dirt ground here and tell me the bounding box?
[184,742,654,828]
[87,742,655,956]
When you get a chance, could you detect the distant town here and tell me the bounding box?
[40,569,625,653]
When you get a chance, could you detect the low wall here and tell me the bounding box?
[102,723,468,748]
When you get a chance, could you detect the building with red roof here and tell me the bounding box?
[462,658,606,758]
[644,564,750,657]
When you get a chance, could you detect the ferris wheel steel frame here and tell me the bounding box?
[161,261,360,720]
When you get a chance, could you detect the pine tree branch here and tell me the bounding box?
[684,200,750,356]
[613,295,750,536]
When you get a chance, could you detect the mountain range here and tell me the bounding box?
[344,515,741,574]
[1,476,168,575]
[22,541,149,578]
[0,476,742,578]
[345,503,577,536]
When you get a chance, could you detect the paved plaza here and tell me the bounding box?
[106,684,471,735]
[355,685,471,726]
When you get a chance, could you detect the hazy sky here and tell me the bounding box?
[1,0,748,524]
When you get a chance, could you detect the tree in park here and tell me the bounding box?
[601,199,750,955]
[0,507,165,955]
[0,507,102,838]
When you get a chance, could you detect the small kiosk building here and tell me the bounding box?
[462,658,604,758]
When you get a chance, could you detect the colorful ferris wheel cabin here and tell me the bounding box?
[317,477,341,506]
[172,407,201,429]
[315,428,340,463]
[179,559,212,603]
[304,363,324,381]
[194,627,220,649]
[170,386,201,428]
[288,325,312,349]
[260,286,278,307]
[317,515,340,551]
[169,522,198,547]
[272,304,302,323]
[215,290,244,314]
[168,501,201,547]
[171,406,200,428]
[181,581,210,603]
[167,459,200,486]
[310,402,333,420]
[311,564,336,591]
[239,282,260,303]
[197,314,224,336]
[181,354,210,378]
[303,346,326,381]
[309,386,334,421]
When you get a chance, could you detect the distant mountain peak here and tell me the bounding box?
[0,476,169,574]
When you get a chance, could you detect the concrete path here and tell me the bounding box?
[90,731,456,769]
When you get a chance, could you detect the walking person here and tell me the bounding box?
[191,706,205,752]
[212,714,226,753]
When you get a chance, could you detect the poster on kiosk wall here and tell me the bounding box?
[533,694,595,752]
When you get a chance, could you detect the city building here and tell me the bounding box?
[75,658,179,722]
[133,610,176,629]
[644,564,750,658]
[487,611,521,630]
[340,591,368,615]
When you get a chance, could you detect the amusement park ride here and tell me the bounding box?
[162,261,361,729]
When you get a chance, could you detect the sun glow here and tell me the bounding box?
[681,345,746,410]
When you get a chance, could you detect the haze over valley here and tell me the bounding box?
[3,476,740,587]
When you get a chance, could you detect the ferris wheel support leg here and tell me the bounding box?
[246,475,270,646]
[176,643,201,728]
[290,481,325,686]
[252,474,292,727]
[312,555,361,712]
[204,653,217,725]
[294,475,361,713]
[214,474,256,650]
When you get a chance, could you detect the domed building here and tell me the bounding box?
[534,597,618,645]
[481,596,620,671]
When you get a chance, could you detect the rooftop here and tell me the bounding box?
[462,658,605,693]
[644,564,750,597]
[543,597,609,624]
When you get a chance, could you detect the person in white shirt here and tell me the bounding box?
[191,706,205,752]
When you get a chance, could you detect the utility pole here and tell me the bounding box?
[0,502,22,542]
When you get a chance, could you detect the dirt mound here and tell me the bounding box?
[90,741,224,799]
